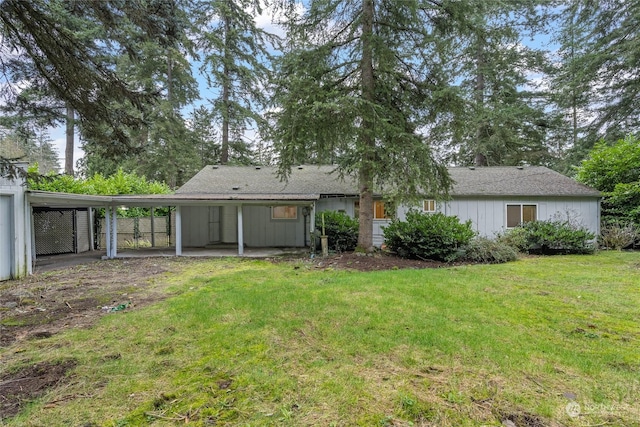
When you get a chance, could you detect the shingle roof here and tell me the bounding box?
[177,165,358,196]
[177,165,600,198]
[447,166,601,197]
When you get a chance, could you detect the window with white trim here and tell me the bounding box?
[272,205,297,220]
[506,204,537,228]
[423,199,436,213]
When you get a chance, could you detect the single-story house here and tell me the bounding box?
[0,163,601,280]
[177,165,601,249]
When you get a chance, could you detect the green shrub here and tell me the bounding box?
[462,237,518,264]
[503,219,596,255]
[316,211,359,252]
[382,210,475,262]
[495,227,528,252]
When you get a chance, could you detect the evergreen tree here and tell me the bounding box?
[194,0,274,164]
[434,1,553,167]
[189,105,220,169]
[545,0,599,172]
[0,126,60,174]
[555,1,640,145]
[79,7,200,187]
[0,0,186,171]
[271,0,463,251]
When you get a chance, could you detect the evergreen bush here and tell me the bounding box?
[316,211,359,252]
[462,237,518,264]
[383,210,475,262]
[501,219,596,255]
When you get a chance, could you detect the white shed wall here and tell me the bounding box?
[0,165,31,280]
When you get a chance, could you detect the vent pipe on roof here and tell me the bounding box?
[516,166,524,170]
[297,166,304,170]
[232,186,239,190]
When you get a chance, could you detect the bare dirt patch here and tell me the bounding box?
[0,257,196,347]
[0,257,202,421]
[274,251,466,272]
[0,360,77,420]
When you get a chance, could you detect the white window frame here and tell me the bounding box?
[423,199,437,213]
[506,203,538,228]
[271,205,298,220]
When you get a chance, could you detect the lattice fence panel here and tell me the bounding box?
[33,209,76,255]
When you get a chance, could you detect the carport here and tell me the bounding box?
[26,191,317,267]
[114,193,318,256]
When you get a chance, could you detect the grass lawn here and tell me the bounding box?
[2,251,639,426]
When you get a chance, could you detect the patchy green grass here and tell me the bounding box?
[2,252,639,426]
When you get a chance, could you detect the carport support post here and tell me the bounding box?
[237,205,244,256]
[175,205,182,256]
[88,208,95,251]
[105,207,111,258]
[150,207,155,247]
[309,203,316,246]
[111,207,117,258]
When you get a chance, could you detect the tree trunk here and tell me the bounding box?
[569,17,578,150]
[65,103,74,175]
[474,36,487,167]
[357,0,376,252]
[221,12,231,165]
[167,49,173,107]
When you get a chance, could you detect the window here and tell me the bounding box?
[272,205,297,220]
[506,204,537,228]
[353,200,393,219]
[423,199,436,213]
[374,200,392,219]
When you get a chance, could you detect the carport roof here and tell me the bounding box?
[28,191,114,208]
[27,190,318,209]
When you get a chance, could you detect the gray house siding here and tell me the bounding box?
[181,206,211,247]
[244,206,305,247]
[317,197,356,216]
[181,205,306,248]
[399,196,600,238]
